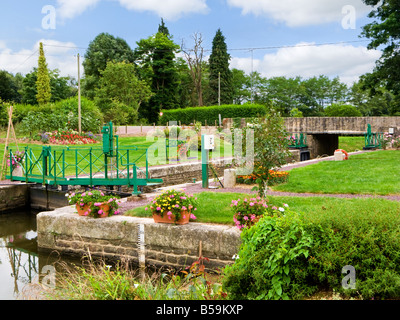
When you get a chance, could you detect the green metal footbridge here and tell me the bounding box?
[5,122,163,195]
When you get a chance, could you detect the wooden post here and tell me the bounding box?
[77,53,82,134]
[1,106,19,179]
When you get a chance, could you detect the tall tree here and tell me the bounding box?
[36,42,51,105]
[361,0,400,95]
[208,29,233,105]
[95,61,152,124]
[182,32,205,106]
[134,20,180,123]
[0,70,21,103]
[83,33,135,99]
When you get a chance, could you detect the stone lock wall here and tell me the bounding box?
[37,204,241,271]
[0,184,30,213]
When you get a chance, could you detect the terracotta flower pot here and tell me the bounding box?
[76,203,91,216]
[152,210,190,225]
[76,203,110,218]
[97,204,110,218]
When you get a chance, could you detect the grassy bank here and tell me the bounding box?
[273,150,400,195]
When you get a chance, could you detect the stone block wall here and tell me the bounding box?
[0,184,29,213]
[37,205,241,271]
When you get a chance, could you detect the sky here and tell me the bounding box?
[0,0,383,86]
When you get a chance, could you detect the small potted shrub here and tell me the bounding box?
[146,189,197,225]
[231,196,287,230]
[6,150,25,176]
[67,190,121,218]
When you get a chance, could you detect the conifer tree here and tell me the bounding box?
[134,19,180,123]
[36,42,51,105]
[208,29,233,105]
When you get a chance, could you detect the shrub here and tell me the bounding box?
[324,104,362,117]
[160,104,267,125]
[223,199,400,300]
[223,210,314,300]
[249,109,291,197]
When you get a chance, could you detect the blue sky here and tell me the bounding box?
[0,0,382,86]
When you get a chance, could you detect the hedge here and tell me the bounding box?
[160,104,267,125]
[223,198,400,300]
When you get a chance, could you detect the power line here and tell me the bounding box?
[39,39,370,54]
[9,49,39,74]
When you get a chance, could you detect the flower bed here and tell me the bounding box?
[38,130,99,145]
[236,170,289,186]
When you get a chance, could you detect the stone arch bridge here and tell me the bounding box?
[223,117,399,159]
[284,117,400,158]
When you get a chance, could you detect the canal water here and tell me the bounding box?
[0,208,76,300]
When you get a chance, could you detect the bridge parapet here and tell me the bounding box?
[284,117,400,135]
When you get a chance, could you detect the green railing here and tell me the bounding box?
[288,133,308,148]
[6,145,163,195]
[364,124,383,149]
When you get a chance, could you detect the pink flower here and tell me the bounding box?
[190,214,197,220]
[167,211,172,216]
[182,206,187,211]
[94,202,102,207]
[244,216,248,220]
[249,202,254,206]
[114,210,120,215]
[98,209,103,215]
[145,207,148,211]
[156,207,161,211]
[175,204,179,208]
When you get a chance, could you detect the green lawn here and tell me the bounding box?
[338,136,365,152]
[274,150,400,195]
[125,191,400,226]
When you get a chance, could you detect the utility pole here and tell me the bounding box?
[77,53,82,134]
[218,72,221,106]
[250,49,254,104]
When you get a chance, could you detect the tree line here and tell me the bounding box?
[1,0,399,126]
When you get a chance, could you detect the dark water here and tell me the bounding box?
[0,208,76,300]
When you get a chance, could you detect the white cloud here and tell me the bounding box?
[116,0,209,20]
[230,43,382,85]
[56,0,208,21]
[0,40,82,77]
[227,0,371,27]
[57,0,101,20]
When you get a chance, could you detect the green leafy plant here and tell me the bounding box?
[248,109,291,197]
[223,210,314,300]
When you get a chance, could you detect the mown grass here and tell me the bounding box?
[338,136,365,152]
[273,150,400,195]
[125,191,400,226]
